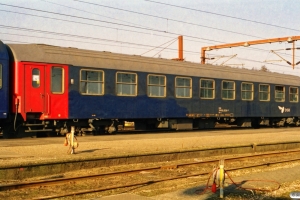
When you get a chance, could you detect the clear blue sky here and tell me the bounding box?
[1,0,300,75]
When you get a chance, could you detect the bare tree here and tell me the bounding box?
[260,65,269,72]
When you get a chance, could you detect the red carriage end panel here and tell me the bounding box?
[14,62,68,120]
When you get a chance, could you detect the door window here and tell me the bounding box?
[51,67,64,93]
[32,68,40,88]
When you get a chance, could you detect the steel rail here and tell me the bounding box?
[1,149,300,192]
[31,156,300,200]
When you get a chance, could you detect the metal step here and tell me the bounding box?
[25,129,53,133]
[24,124,45,127]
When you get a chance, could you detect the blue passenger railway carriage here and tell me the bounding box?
[1,40,300,138]
[0,41,9,130]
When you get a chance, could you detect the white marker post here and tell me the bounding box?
[71,126,75,154]
[219,159,225,198]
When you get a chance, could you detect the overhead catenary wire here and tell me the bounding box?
[2,37,298,74]
[3,28,300,75]
[1,24,299,73]
[0,3,222,44]
[2,8,298,61]
[0,30,298,72]
[0,25,200,54]
[73,0,265,39]
[42,0,300,56]
[1,3,298,60]
[145,0,299,32]
[0,8,221,51]
[0,32,190,55]
[0,24,292,70]
[1,2,299,73]
[0,9,184,42]
[140,37,177,56]
[47,1,300,55]
[40,0,152,29]
[152,38,177,57]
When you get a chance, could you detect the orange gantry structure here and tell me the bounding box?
[201,36,300,69]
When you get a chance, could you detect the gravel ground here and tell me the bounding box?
[1,128,300,167]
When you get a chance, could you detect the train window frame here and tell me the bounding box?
[241,82,254,101]
[51,67,64,94]
[259,84,270,101]
[32,68,40,88]
[80,69,104,96]
[275,85,285,102]
[200,78,215,99]
[0,64,2,89]
[175,76,192,98]
[147,74,166,98]
[116,71,137,96]
[289,86,298,103]
[221,80,235,100]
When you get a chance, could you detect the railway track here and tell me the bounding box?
[1,149,300,199]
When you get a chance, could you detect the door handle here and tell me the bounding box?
[47,93,50,115]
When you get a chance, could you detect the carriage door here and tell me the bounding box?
[25,65,46,113]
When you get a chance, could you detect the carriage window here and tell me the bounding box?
[259,84,270,101]
[175,77,192,98]
[222,80,235,100]
[32,68,40,88]
[275,86,285,102]
[80,70,104,95]
[148,74,166,97]
[0,64,2,89]
[290,87,298,102]
[200,79,214,99]
[51,67,64,93]
[116,72,137,96]
[241,82,253,100]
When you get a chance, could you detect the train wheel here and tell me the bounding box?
[2,124,13,139]
[251,119,260,129]
[2,124,26,138]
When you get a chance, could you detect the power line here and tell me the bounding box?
[2,32,297,74]
[140,37,177,56]
[0,3,222,43]
[3,8,296,58]
[207,52,299,70]
[0,24,298,67]
[0,9,177,41]
[2,37,296,74]
[145,0,299,32]
[0,25,199,54]
[40,0,150,29]
[2,39,29,44]
[0,9,217,47]
[1,3,298,70]
[73,0,265,39]
[2,8,298,62]
[2,2,295,57]
[66,1,300,59]
[0,32,200,56]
